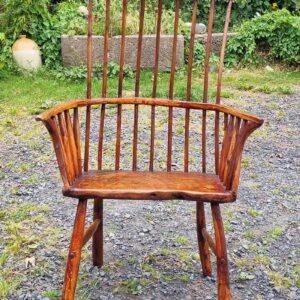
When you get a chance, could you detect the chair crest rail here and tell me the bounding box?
[36,98,263,125]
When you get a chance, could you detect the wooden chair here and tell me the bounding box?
[36,0,263,299]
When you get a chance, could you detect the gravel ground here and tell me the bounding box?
[0,89,299,300]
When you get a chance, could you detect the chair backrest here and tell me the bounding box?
[85,0,234,101]
[83,0,234,174]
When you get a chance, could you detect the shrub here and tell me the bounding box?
[56,0,184,36]
[167,0,299,32]
[183,30,206,67]
[226,9,300,66]
[53,62,135,82]
[0,0,61,68]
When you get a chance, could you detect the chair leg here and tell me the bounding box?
[211,203,231,300]
[62,199,87,300]
[196,201,212,276]
[92,198,103,267]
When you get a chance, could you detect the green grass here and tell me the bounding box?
[268,271,293,289]
[244,230,255,239]
[1,67,298,118]
[175,235,189,245]
[223,68,299,95]
[248,208,261,218]
[268,226,284,240]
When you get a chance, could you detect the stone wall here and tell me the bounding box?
[61,34,184,71]
[196,32,237,54]
[61,33,237,69]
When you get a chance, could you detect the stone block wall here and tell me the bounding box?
[61,34,184,71]
[196,32,237,54]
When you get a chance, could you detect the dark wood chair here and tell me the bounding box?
[36,0,263,299]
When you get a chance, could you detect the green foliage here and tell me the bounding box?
[124,278,143,295]
[56,0,184,36]
[0,0,61,68]
[53,62,135,81]
[184,30,206,67]
[168,0,299,32]
[226,9,300,66]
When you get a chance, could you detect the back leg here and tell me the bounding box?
[196,201,212,276]
[92,198,104,267]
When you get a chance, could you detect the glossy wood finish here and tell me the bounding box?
[62,199,87,299]
[66,171,234,202]
[37,98,263,124]
[92,198,103,267]
[184,0,198,172]
[82,219,100,247]
[36,1,264,299]
[196,202,212,276]
[212,203,230,300]
[201,227,217,256]
[202,0,216,173]
[102,0,110,98]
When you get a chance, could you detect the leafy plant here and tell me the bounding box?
[53,62,135,81]
[226,9,300,66]
[56,0,184,36]
[0,0,61,67]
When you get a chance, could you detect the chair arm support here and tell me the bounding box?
[40,110,82,191]
[219,117,263,193]
[42,118,71,191]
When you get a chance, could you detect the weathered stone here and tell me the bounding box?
[196,32,237,54]
[185,22,206,34]
[196,23,207,34]
[61,34,184,70]
[110,34,184,70]
[61,35,104,67]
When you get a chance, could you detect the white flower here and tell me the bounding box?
[78,5,89,16]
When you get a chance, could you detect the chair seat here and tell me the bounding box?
[65,171,234,203]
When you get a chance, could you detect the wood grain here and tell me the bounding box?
[66,171,234,202]
[62,199,87,299]
[92,198,103,267]
[196,202,212,276]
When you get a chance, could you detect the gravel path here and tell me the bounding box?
[0,89,299,300]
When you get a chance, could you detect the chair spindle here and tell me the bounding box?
[149,0,163,171]
[167,0,180,171]
[132,0,145,171]
[84,0,93,172]
[98,0,110,170]
[98,105,106,170]
[115,0,127,170]
[73,108,82,176]
[184,0,198,172]
[214,0,234,174]
[102,0,110,98]
[202,0,215,173]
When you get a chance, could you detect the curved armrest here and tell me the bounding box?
[219,115,263,194]
[36,97,263,125]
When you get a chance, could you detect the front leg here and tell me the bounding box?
[211,203,230,300]
[62,199,87,300]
